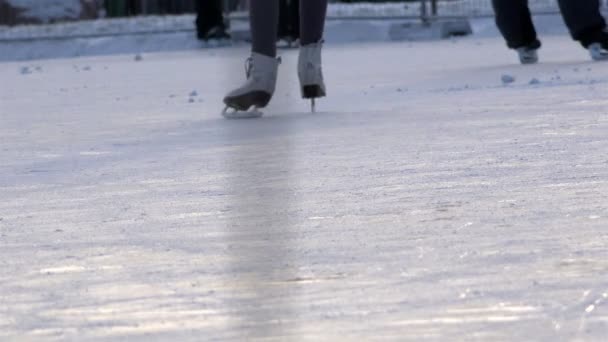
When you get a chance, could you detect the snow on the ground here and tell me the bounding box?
[1,34,608,340]
[0,14,197,41]
[6,0,84,23]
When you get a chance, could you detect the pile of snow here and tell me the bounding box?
[0,15,196,41]
[8,0,82,22]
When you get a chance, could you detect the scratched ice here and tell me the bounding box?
[1,34,607,340]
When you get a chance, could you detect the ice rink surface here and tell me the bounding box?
[1,36,608,340]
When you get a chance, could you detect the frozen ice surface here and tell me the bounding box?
[1,36,608,340]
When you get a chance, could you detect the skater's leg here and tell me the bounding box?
[491,0,540,49]
[250,0,279,57]
[557,0,607,48]
[299,0,327,45]
[223,0,281,116]
[298,0,328,110]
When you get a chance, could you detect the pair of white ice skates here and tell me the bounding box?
[516,42,608,65]
[223,42,325,119]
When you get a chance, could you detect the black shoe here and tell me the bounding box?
[198,25,230,41]
[514,40,541,65]
[516,46,539,65]
[589,42,608,61]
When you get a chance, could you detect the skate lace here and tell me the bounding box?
[244,57,253,79]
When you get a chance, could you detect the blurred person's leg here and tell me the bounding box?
[278,0,290,42]
[492,0,540,50]
[290,0,300,41]
[556,0,607,48]
[195,0,228,40]
[277,0,299,44]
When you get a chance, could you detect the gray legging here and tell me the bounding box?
[250,0,328,57]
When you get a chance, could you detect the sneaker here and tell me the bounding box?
[198,25,230,41]
[589,42,608,61]
[516,46,539,65]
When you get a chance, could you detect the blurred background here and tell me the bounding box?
[0,0,584,26]
[1,1,608,61]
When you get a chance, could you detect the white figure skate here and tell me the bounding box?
[223,52,280,119]
[298,41,326,113]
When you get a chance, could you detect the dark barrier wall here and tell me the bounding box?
[0,0,101,25]
[0,0,419,25]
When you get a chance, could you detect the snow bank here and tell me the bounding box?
[3,0,100,24]
[8,0,82,22]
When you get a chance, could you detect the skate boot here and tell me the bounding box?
[223,52,280,119]
[588,42,608,61]
[298,41,326,113]
[516,46,538,65]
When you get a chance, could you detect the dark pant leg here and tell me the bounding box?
[289,0,300,39]
[492,0,540,49]
[299,0,327,45]
[278,0,289,39]
[250,0,325,55]
[557,0,606,47]
[195,0,224,39]
[250,0,279,57]
[278,0,300,40]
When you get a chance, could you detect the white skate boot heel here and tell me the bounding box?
[589,43,608,61]
[298,41,326,113]
[223,52,280,119]
[516,47,538,65]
